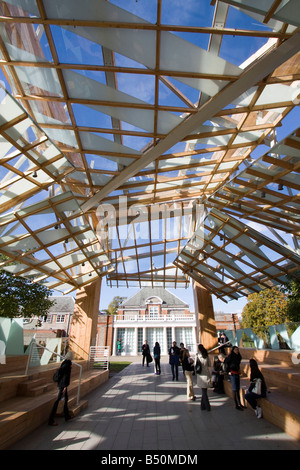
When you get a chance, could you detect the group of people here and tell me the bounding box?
[48,339,267,427]
[142,339,267,417]
[212,344,267,417]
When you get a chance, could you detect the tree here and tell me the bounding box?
[103,296,126,315]
[0,271,55,319]
[282,278,300,322]
[241,286,288,329]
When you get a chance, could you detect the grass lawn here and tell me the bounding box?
[109,361,132,373]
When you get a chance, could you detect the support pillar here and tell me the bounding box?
[69,278,102,360]
[193,281,218,351]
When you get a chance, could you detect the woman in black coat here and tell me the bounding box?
[153,342,161,375]
[225,346,244,410]
[245,359,267,418]
[48,351,73,426]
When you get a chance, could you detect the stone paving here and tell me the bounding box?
[9,357,300,451]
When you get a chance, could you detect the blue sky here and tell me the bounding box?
[0,0,299,317]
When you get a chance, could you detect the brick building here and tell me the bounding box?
[215,313,240,333]
[22,296,75,345]
[96,287,197,356]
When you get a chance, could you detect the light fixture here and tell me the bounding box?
[54,224,59,229]
[261,191,266,198]
[82,262,85,267]
[278,183,284,191]
[65,239,68,244]
[32,171,37,178]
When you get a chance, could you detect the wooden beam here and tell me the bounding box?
[81,31,300,213]
[193,281,218,351]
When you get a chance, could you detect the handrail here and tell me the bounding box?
[208,340,232,354]
[25,342,82,406]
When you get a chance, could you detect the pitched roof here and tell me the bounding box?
[121,287,188,308]
[48,296,75,313]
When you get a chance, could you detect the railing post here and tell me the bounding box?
[25,341,34,376]
[24,341,82,408]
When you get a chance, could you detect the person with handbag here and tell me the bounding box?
[182,349,196,401]
[225,346,244,410]
[48,351,73,426]
[195,344,211,411]
[245,359,267,419]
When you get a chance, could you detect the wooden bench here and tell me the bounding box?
[0,362,109,449]
[220,347,300,441]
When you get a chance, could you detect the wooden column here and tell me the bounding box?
[69,278,102,360]
[193,281,218,351]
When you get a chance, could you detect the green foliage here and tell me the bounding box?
[282,278,300,322]
[0,271,55,319]
[241,286,288,329]
[103,296,126,315]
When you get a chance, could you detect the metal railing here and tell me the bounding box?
[25,341,82,406]
[114,314,196,323]
[220,322,300,351]
[208,341,232,354]
[89,346,110,370]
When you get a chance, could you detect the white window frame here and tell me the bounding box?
[148,305,159,318]
[56,314,66,323]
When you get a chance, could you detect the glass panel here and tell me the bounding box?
[160,31,240,96]
[2,0,40,16]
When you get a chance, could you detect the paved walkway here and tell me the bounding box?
[9,357,300,451]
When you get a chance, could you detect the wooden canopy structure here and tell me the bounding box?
[0,0,299,299]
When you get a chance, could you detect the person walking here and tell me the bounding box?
[179,342,186,375]
[225,346,244,410]
[169,341,180,381]
[182,349,196,401]
[195,344,211,411]
[117,338,122,356]
[245,359,267,418]
[153,341,161,375]
[48,351,73,426]
[142,340,150,367]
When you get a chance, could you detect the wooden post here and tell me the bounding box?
[69,278,102,360]
[193,281,218,351]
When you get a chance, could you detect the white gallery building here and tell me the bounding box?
[112,287,198,356]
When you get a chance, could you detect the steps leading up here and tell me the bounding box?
[220,347,300,441]
[0,362,109,449]
[17,378,56,397]
[240,348,299,368]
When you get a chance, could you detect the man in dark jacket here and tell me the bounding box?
[142,340,151,366]
[169,341,181,381]
[48,351,73,426]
